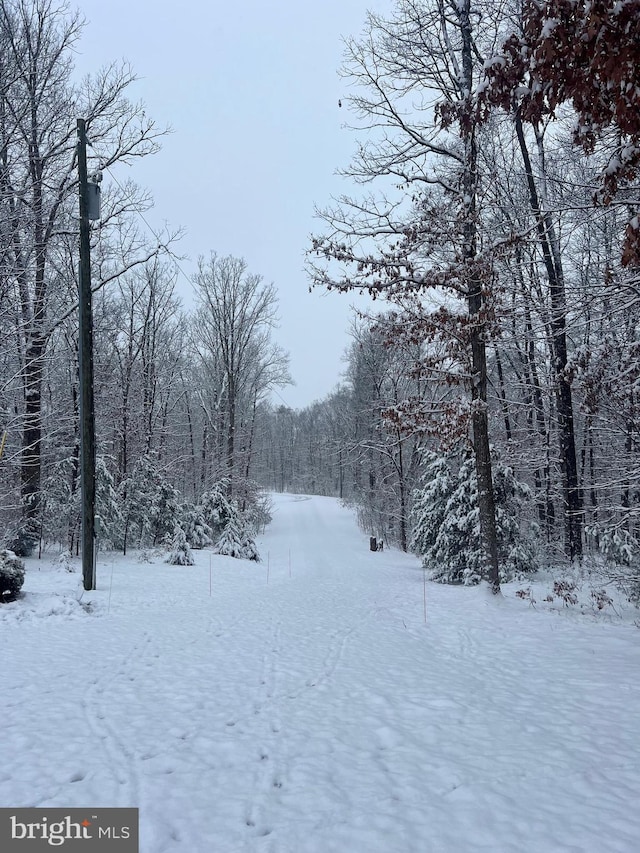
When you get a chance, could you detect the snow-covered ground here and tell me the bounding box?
[2,494,640,852]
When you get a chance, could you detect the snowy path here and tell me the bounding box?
[2,494,640,852]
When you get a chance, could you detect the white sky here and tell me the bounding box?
[72,0,387,409]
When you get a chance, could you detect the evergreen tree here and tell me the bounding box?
[119,453,180,553]
[95,456,123,549]
[214,517,260,562]
[179,502,213,549]
[148,480,181,546]
[0,550,25,602]
[166,526,195,566]
[39,457,79,553]
[412,452,537,584]
[201,480,235,540]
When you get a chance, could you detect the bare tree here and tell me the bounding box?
[309,0,503,591]
[0,0,169,551]
[193,252,290,497]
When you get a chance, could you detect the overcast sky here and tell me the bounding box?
[72,0,388,409]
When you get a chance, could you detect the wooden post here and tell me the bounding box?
[77,118,96,591]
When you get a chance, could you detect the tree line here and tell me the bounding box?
[2,0,639,604]
[291,0,639,597]
[0,0,289,558]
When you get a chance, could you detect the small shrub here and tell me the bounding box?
[591,588,614,612]
[549,580,578,607]
[0,549,26,602]
[515,587,536,606]
[57,551,74,573]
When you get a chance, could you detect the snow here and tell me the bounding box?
[2,494,640,852]
[539,18,560,41]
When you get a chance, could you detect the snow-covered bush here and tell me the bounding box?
[179,502,213,549]
[149,479,181,545]
[56,551,74,573]
[199,479,262,561]
[411,451,537,585]
[165,526,195,566]
[0,549,25,602]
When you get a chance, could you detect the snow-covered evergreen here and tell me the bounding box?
[95,456,123,549]
[239,486,273,535]
[179,502,213,549]
[40,456,79,551]
[213,517,260,562]
[200,480,235,541]
[120,453,181,552]
[411,452,537,585]
[0,549,25,601]
[165,526,195,566]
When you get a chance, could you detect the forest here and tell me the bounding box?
[1,0,639,600]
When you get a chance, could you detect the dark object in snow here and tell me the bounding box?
[378,540,384,552]
[0,549,26,602]
[370,537,378,552]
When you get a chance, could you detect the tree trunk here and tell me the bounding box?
[20,338,45,548]
[494,347,513,442]
[461,0,500,593]
[514,110,582,560]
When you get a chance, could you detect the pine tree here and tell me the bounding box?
[165,526,194,566]
[95,456,123,549]
[213,517,260,562]
[201,480,235,540]
[0,550,26,602]
[179,503,213,549]
[412,452,537,584]
[119,453,180,553]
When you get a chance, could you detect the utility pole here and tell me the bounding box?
[77,118,97,591]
